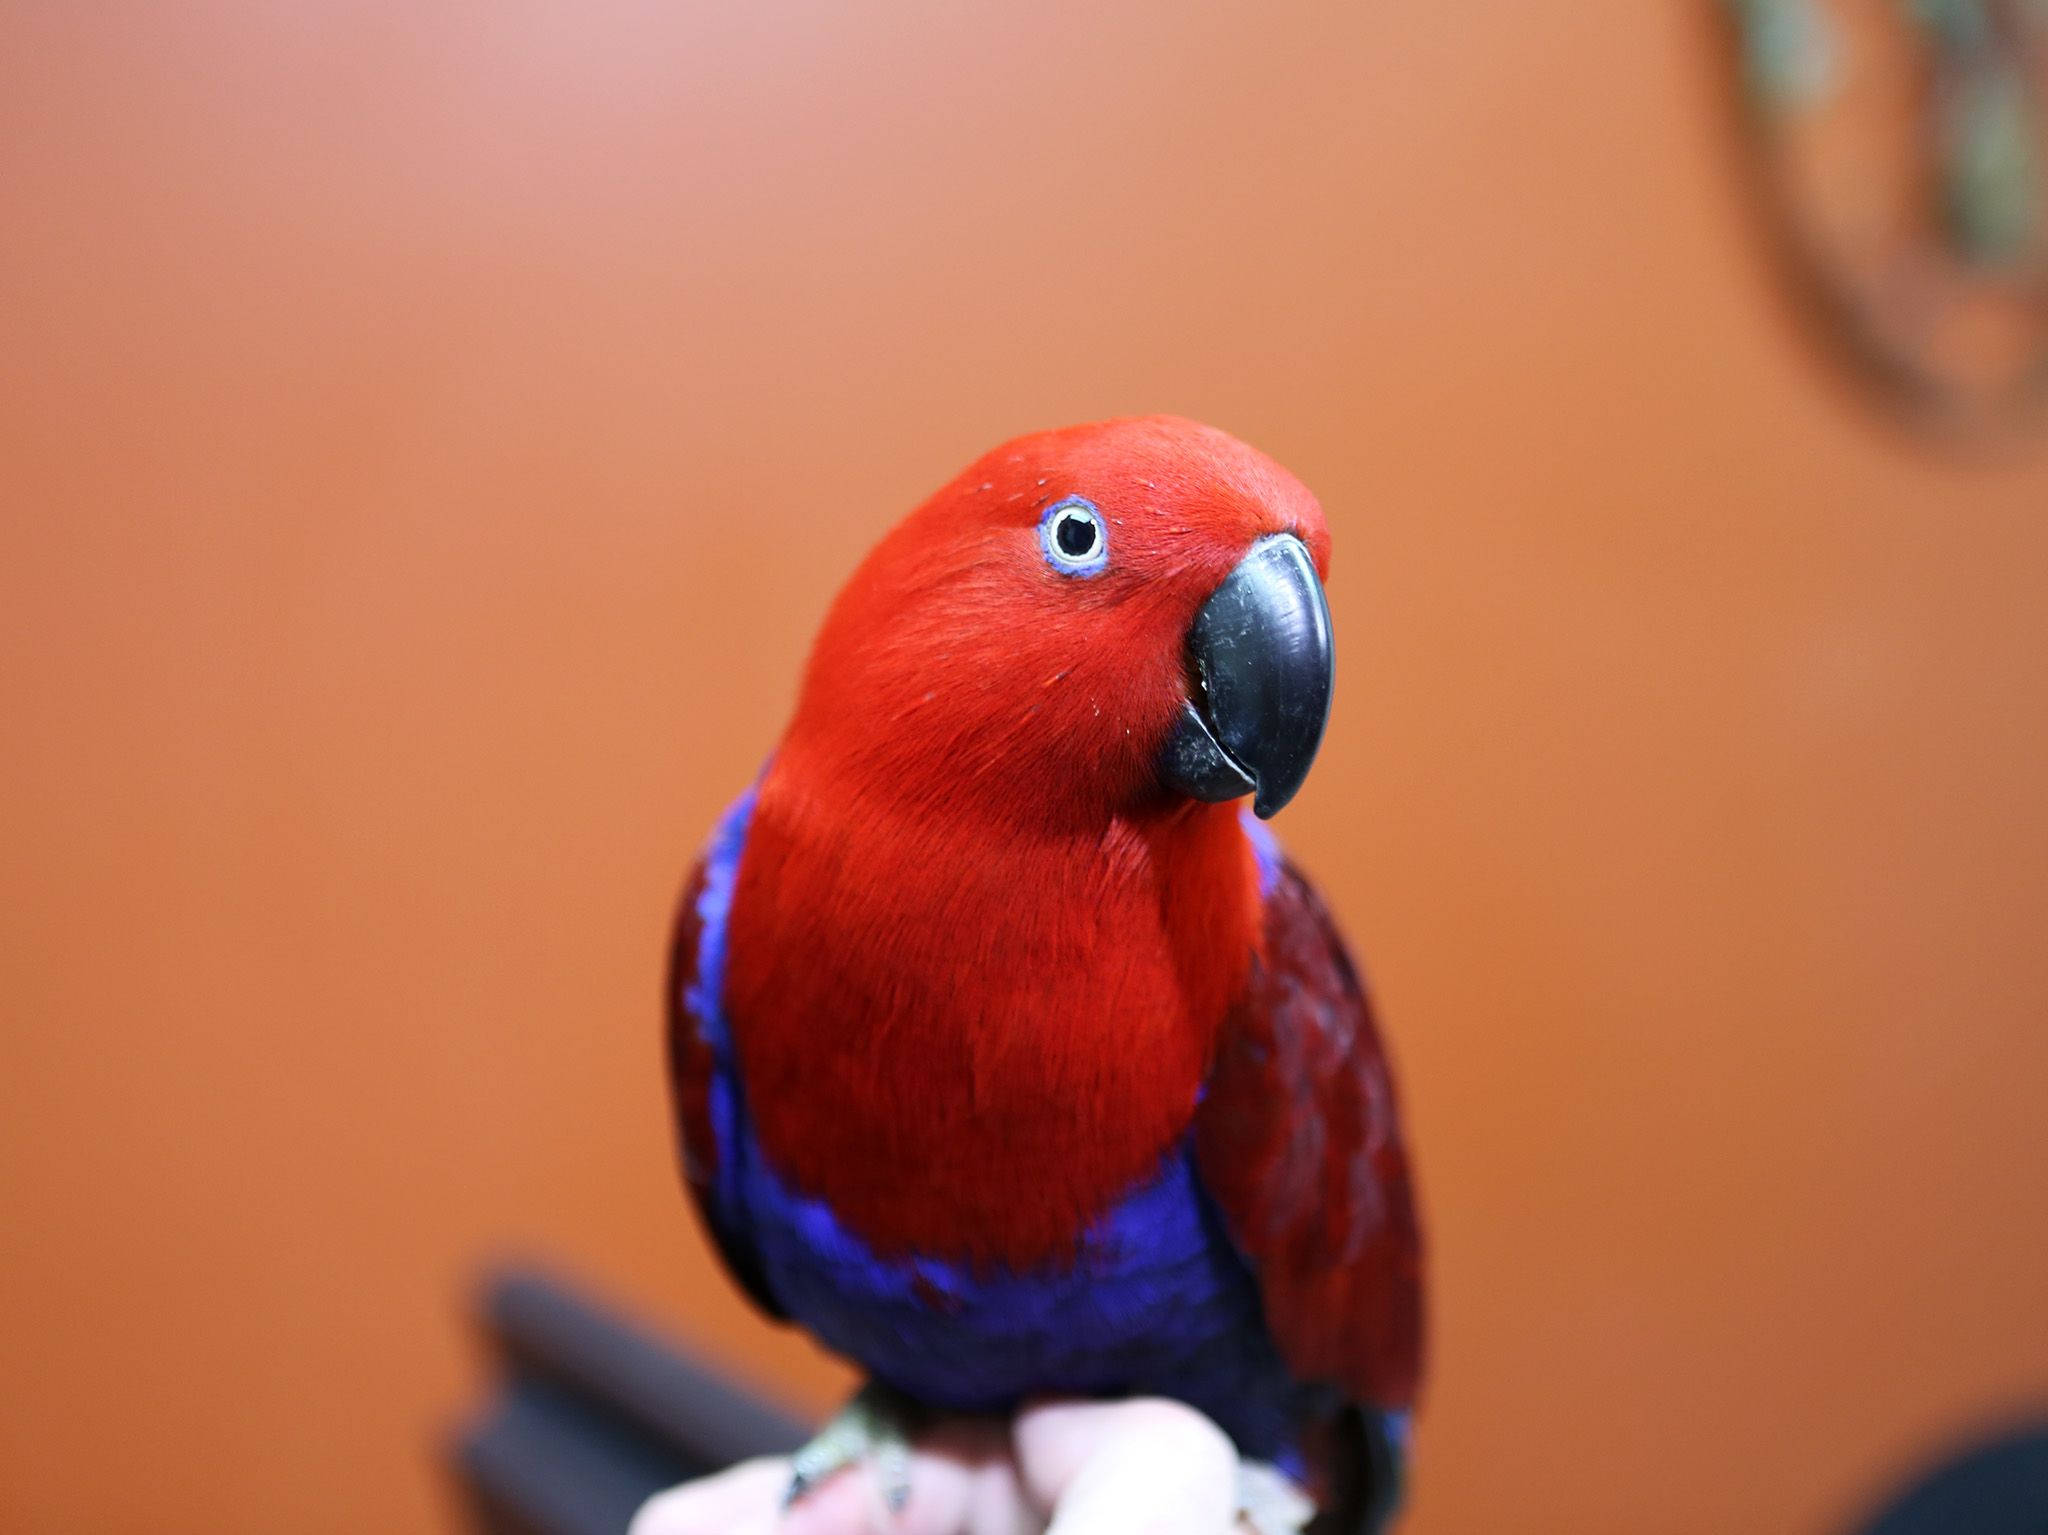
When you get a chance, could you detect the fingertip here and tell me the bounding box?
[1014,1397,1235,1504]
[1015,1397,1238,1535]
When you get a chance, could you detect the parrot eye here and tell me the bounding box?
[1039,498,1108,577]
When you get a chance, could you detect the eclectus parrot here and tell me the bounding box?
[666,417,1423,1534]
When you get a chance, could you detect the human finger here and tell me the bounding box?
[1012,1397,1238,1535]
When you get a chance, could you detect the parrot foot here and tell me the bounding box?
[784,1382,918,1512]
[1236,1459,1316,1535]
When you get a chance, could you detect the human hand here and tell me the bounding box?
[629,1396,1253,1535]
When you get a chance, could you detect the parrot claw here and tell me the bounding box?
[1236,1459,1315,1535]
[784,1382,918,1512]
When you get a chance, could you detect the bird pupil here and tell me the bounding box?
[1056,513,1096,558]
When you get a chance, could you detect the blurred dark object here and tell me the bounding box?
[452,1268,808,1535]
[1848,1417,2048,1535]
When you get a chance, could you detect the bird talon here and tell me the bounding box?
[878,1438,912,1510]
[1237,1459,1315,1535]
[782,1382,918,1512]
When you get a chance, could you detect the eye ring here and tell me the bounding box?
[1038,497,1109,577]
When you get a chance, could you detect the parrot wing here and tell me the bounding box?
[1192,853,1423,1411]
[667,847,787,1321]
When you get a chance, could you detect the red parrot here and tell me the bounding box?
[667,416,1423,1533]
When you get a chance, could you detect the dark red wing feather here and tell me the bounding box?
[1193,858,1424,1410]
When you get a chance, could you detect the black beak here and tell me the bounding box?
[1159,533,1333,819]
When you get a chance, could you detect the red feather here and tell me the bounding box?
[1194,856,1425,1410]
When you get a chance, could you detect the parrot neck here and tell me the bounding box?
[721,750,1263,1268]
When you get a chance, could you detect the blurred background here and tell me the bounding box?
[5,3,2047,1532]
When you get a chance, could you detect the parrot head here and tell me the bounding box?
[783,415,1334,825]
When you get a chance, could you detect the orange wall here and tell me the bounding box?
[4,5,2047,1533]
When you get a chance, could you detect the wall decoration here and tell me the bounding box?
[1725,0,2048,431]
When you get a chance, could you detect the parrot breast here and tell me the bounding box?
[716,743,1266,1270]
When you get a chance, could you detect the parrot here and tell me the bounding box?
[665,416,1423,1534]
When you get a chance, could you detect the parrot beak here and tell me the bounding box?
[1159,533,1334,820]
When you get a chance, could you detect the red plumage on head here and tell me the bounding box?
[722,416,1330,1266]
